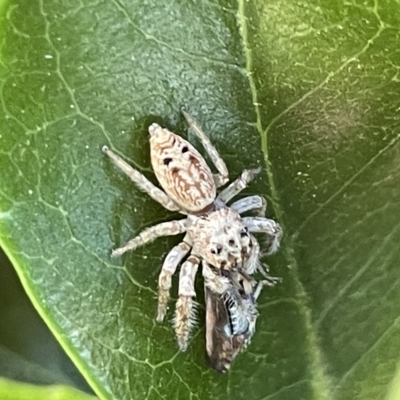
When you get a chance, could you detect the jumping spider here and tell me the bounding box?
[102,109,282,351]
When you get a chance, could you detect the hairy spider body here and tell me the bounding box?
[102,109,282,352]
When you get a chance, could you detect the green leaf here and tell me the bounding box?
[0,247,93,391]
[1,0,399,399]
[0,345,79,387]
[0,377,97,400]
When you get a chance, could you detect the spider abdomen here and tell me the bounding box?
[149,123,216,212]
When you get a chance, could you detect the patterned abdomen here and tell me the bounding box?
[149,123,216,212]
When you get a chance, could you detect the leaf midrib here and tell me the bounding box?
[237,0,333,398]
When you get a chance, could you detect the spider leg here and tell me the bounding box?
[242,217,282,255]
[217,168,262,204]
[253,280,268,300]
[174,255,200,351]
[230,195,267,216]
[157,236,192,322]
[102,146,181,213]
[202,262,231,294]
[112,220,187,257]
[181,108,229,187]
[245,234,261,275]
[245,235,281,286]
[240,234,281,298]
[257,262,282,286]
[252,276,282,300]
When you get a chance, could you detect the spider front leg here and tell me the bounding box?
[217,167,262,204]
[174,255,200,351]
[252,280,268,301]
[202,262,232,295]
[112,220,187,257]
[242,217,283,255]
[245,234,262,275]
[102,146,181,213]
[230,195,267,216]
[157,236,192,322]
[181,108,229,187]
[252,277,282,300]
[245,235,281,286]
[257,262,282,286]
[250,236,281,283]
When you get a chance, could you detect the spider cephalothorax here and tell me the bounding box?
[102,109,282,352]
[188,208,253,271]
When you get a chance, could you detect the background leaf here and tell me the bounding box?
[0,247,92,391]
[0,377,97,400]
[1,0,400,399]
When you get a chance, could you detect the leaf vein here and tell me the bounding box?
[237,0,334,398]
[111,0,244,72]
[294,131,400,237]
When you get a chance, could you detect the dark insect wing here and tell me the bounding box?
[204,272,261,373]
[223,288,251,336]
[205,286,247,373]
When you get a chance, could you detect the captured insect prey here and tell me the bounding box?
[205,279,259,373]
[203,240,281,371]
[102,109,282,368]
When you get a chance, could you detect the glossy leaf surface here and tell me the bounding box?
[1,0,399,399]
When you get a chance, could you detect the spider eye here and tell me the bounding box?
[182,146,189,153]
[240,230,249,238]
[228,239,235,246]
[211,249,216,254]
[163,158,173,165]
[217,245,222,254]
